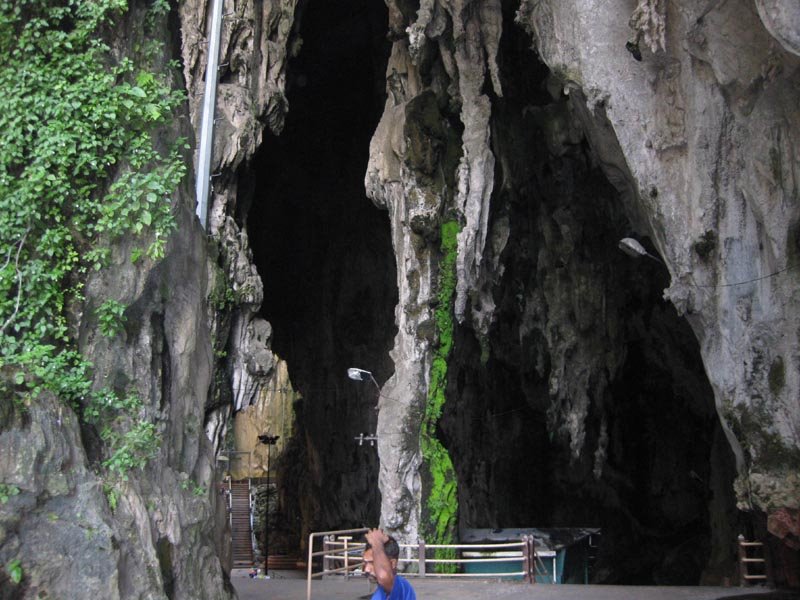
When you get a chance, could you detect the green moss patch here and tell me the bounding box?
[420,220,460,571]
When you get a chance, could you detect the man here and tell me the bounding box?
[363,528,416,599]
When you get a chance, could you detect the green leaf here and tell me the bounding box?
[6,559,22,584]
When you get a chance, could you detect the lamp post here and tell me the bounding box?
[257,433,279,578]
[346,367,380,392]
[618,237,666,266]
[347,367,380,447]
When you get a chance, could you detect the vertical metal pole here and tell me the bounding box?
[344,537,350,580]
[264,442,270,576]
[195,0,224,229]
[522,536,530,584]
[418,540,426,577]
[306,534,314,600]
[323,536,331,575]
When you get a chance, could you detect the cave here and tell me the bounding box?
[240,0,740,584]
[6,0,800,597]
[437,2,742,584]
[240,0,396,541]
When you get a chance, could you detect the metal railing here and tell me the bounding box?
[305,530,554,600]
[307,528,370,600]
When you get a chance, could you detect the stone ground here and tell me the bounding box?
[231,570,800,600]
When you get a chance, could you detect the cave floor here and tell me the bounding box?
[231,570,794,600]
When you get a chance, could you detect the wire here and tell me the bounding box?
[696,264,794,288]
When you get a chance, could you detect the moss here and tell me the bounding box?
[769,146,781,183]
[768,356,785,397]
[724,398,800,472]
[208,266,236,311]
[693,230,717,261]
[420,220,460,571]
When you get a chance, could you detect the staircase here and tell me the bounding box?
[229,479,255,567]
[738,535,769,585]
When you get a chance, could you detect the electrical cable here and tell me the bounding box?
[696,263,794,288]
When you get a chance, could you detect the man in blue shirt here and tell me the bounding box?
[363,528,416,599]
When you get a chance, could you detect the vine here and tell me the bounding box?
[0,0,184,502]
[420,220,460,572]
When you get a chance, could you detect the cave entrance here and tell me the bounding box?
[439,4,742,585]
[241,0,395,548]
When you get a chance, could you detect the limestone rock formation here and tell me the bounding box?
[4,0,800,594]
[232,359,296,479]
[364,0,799,582]
[516,0,800,511]
[2,0,299,596]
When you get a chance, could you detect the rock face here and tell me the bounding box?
[363,0,799,583]
[0,394,120,598]
[516,0,800,509]
[1,186,235,599]
[2,0,298,596]
[3,0,799,594]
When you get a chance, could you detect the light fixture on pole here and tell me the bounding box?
[347,367,380,447]
[346,367,380,391]
[257,433,279,579]
[618,237,665,265]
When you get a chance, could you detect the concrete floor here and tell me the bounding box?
[231,570,797,600]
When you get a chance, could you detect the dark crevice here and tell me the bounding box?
[440,3,740,585]
[241,0,395,547]
[233,0,744,584]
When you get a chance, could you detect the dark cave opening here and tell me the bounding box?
[240,0,395,543]
[238,0,742,583]
[440,2,742,585]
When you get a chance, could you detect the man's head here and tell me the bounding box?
[362,535,400,582]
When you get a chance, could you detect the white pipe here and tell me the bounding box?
[195,0,224,230]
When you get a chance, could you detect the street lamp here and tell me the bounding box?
[346,367,380,392]
[347,368,380,447]
[257,433,279,578]
[618,237,666,265]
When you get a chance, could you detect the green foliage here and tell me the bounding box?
[209,272,236,311]
[420,220,460,571]
[180,478,207,496]
[97,299,127,338]
[83,389,139,422]
[0,483,20,504]
[85,392,160,479]
[723,397,800,471]
[0,0,185,409]
[0,0,179,498]
[5,558,23,584]
[105,484,119,511]
[101,419,159,476]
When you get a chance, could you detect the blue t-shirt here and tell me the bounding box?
[371,574,416,600]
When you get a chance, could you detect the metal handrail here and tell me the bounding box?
[305,530,549,599]
[306,528,369,600]
[420,542,524,549]
[248,479,256,563]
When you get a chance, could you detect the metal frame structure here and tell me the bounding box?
[305,529,554,600]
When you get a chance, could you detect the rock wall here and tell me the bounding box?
[516,0,800,511]
[4,0,798,593]
[1,0,299,596]
[366,0,799,576]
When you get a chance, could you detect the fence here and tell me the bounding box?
[305,529,553,600]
